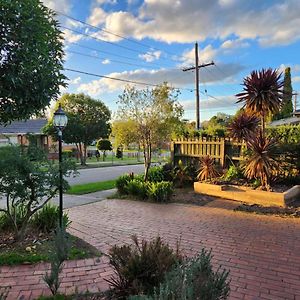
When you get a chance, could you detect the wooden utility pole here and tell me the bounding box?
[183,42,214,130]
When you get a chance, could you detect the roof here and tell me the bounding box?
[269,116,300,127]
[0,119,48,135]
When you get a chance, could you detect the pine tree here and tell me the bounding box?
[273,67,293,120]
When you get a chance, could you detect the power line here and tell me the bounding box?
[57,11,178,58]
[61,25,148,55]
[64,68,194,92]
[68,42,173,68]
[67,49,163,69]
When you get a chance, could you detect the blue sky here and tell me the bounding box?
[44,0,300,121]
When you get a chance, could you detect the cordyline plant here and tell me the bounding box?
[236,68,283,135]
[228,112,259,141]
[243,132,280,190]
[0,144,75,241]
[197,156,219,182]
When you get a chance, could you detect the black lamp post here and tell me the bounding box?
[53,105,68,228]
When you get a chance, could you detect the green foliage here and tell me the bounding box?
[267,124,300,144]
[44,93,111,165]
[44,226,70,296]
[147,182,174,203]
[96,139,112,161]
[0,206,26,231]
[126,179,148,199]
[273,67,293,120]
[107,235,182,299]
[116,174,134,195]
[224,165,244,181]
[116,83,184,180]
[148,166,165,183]
[0,145,75,240]
[0,251,47,266]
[162,163,175,182]
[130,249,230,300]
[174,160,194,187]
[31,205,70,233]
[0,0,66,124]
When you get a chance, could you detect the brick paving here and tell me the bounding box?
[1,198,300,299]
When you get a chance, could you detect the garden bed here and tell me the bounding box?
[0,229,101,266]
[194,182,300,207]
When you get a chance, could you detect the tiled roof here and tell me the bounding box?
[0,119,48,135]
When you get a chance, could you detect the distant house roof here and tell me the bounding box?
[269,116,300,127]
[0,119,48,135]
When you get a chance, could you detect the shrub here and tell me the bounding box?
[0,206,27,231]
[116,174,134,195]
[147,166,164,183]
[31,204,70,233]
[224,165,244,182]
[162,163,174,182]
[107,235,182,299]
[197,156,220,181]
[147,181,173,203]
[129,249,230,300]
[174,160,193,187]
[126,179,148,199]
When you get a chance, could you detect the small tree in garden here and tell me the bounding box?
[0,145,74,241]
[0,0,66,125]
[116,146,123,159]
[116,83,184,180]
[197,156,220,182]
[243,132,280,190]
[44,93,111,165]
[96,139,112,161]
[236,68,283,135]
[228,112,259,141]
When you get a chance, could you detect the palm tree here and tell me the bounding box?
[197,156,219,181]
[236,68,283,135]
[228,112,259,141]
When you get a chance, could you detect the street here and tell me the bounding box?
[68,164,144,185]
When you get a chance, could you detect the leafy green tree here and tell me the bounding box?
[0,145,75,241]
[116,146,123,159]
[96,139,112,161]
[0,0,66,124]
[116,83,184,180]
[273,67,293,120]
[44,93,111,165]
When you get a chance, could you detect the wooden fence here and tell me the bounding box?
[171,137,246,167]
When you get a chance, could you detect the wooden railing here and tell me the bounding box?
[171,137,246,167]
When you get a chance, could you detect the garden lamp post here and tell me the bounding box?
[53,105,68,228]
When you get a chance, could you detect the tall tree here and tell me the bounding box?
[116,83,184,180]
[44,93,111,165]
[96,139,112,161]
[0,0,66,124]
[236,68,283,135]
[273,67,293,120]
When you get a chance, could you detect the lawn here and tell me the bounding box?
[67,179,116,195]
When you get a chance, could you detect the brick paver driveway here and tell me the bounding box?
[1,199,300,299]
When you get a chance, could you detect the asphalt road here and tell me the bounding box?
[67,164,144,185]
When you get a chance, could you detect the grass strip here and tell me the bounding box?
[67,179,116,195]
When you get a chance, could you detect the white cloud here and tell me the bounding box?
[102,59,111,64]
[182,95,239,111]
[181,45,217,66]
[293,76,300,83]
[221,39,249,50]
[42,0,70,13]
[77,63,244,96]
[87,7,107,26]
[139,50,162,62]
[69,77,81,85]
[62,29,83,43]
[91,0,300,46]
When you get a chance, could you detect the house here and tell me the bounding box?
[0,119,50,150]
[269,110,300,126]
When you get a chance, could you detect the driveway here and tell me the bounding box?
[2,198,300,299]
[67,164,144,185]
